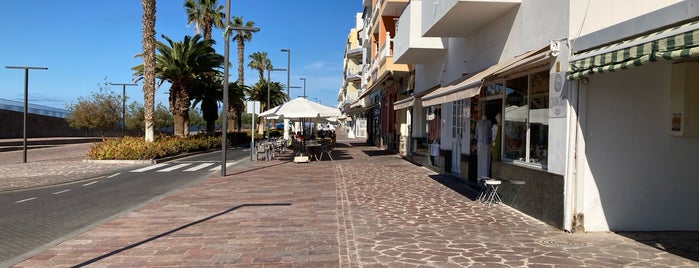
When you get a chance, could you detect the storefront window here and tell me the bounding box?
[484,82,504,97]
[504,76,528,161]
[529,71,549,165]
[503,70,549,166]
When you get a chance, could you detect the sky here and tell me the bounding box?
[1,0,362,113]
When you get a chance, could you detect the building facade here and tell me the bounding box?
[344,0,699,232]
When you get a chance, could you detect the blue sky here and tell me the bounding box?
[1,0,361,112]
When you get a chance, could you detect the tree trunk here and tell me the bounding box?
[169,83,191,137]
[173,114,186,137]
[202,95,217,135]
[141,0,156,142]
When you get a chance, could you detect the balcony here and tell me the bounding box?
[422,0,520,37]
[367,32,410,90]
[393,0,446,64]
[380,0,409,17]
[345,66,362,82]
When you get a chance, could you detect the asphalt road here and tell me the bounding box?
[0,147,250,265]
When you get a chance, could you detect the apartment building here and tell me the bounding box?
[345,0,699,232]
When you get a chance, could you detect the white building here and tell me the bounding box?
[389,0,699,232]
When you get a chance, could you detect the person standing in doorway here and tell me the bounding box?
[476,115,492,178]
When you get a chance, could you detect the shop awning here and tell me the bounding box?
[393,96,414,110]
[393,84,441,110]
[568,20,699,80]
[421,46,548,107]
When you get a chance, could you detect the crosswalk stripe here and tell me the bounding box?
[157,163,193,172]
[209,161,238,171]
[131,163,169,173]
[184,163,216,171]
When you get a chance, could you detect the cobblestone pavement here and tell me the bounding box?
[6,130,699,267]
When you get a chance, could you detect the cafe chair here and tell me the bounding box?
[318,143,334,161]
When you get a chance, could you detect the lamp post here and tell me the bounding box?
[5,65,48,163]
[281,49,290,98]
[109,82,137,137]
[299,77,307,98]
[249,98,256,161]
[221,0,260,176]
[265,68,286,139]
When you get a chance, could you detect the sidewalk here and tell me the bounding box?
[9,128,699,267]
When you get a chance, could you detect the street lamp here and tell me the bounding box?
[281,49,290,98]
[299,77,307,98]
[109,82,137,137]
[266,68,286,139]
[221,0,260,176]
[5,65,48,163]
[249,98,256,161]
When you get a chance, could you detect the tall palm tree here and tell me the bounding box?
[133,34,223,137]
[248,51,272,82]
[232,16,256,86]
[141,0,156,142]
[184,0,224,41]
[230,16,256,132]
[247,79,286,134]
[184,0,225,134]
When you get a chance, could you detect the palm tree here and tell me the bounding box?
[231,16,256,86]
[247,79,286,134]
[190,75,222,133]
[141,0,156,142]
[184,0,224,41]
[184,0,225,134]
[227,82,248,131]
[230,16,256,132]
[248,51,272,82]
[133,34,223,137]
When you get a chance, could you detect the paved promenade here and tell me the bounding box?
[3,130,698,267]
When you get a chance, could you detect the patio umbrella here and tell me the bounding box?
[260,97,340,119]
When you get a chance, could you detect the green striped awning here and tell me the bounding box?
[568,20,699,80]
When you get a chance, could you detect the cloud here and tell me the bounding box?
[304,61,326,70]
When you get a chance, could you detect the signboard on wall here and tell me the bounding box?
[549,72,568,118]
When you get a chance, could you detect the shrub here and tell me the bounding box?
[87,135,221,160]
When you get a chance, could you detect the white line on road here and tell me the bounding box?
[209,161,238,171]
[82,181,98,187]
[15,197,37,204]
[130,163,168,173]
[107,173,121,178]
[157,163,193,172]
[52,189,71,195]
[184,163,216,171]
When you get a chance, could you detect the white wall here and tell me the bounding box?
[580,61,699,231]
[569,0,683,39]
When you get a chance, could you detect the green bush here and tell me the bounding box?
[87,135,221,160]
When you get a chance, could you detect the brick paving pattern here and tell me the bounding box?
[4,130,698,267]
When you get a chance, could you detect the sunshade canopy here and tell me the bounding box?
[259,97,341,119]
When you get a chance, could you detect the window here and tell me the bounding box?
[452,99,468,139]
[484,82,504,97]
[503,70,549,166]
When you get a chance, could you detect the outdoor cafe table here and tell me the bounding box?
[304,141,322,161]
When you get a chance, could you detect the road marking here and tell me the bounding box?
[82,181,98,187]
[107,173,121,178]
[52,189,71,195]
[15,197,37,204]
[184,163,216,171]
[157,163,192,172]
[209,161,238,171]
[131,163,168,173]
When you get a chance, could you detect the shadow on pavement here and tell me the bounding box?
[617,232,699,262]
[72,203,292,267]
[428,174,481,202]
